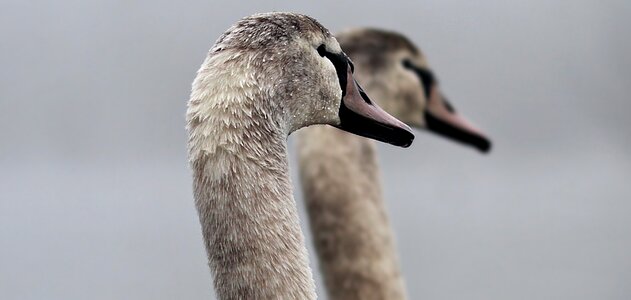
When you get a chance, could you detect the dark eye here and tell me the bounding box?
[317,44,327,57]
[317,44,350,96]
[402,59,436,98]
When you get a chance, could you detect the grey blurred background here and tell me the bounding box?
[1,0,630,299]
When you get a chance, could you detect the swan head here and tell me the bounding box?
[191,13,414,148]
[337,28,492,153]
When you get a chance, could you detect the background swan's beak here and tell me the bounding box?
[336,68,415,148]
[425,87,492,153]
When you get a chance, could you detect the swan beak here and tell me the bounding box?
[336,68,415,148]
[425,87,492,153]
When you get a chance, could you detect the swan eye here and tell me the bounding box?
[317,44,327,57]
[317,44,350,96]
[402,59,436,98]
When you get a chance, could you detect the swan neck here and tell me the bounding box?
[297,126,407,300]
[190,114,316,299]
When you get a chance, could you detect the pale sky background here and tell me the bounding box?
[1,0,630,299]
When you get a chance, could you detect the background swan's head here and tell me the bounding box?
[337,28,491,152]
[190,13,414,147]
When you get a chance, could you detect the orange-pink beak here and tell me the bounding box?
[336,67,414,148]
[424,86,491,153]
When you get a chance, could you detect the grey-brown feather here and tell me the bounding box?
[187,12,348,300]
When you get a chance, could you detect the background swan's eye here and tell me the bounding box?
[402,60,436,98]
[402,59,413,69]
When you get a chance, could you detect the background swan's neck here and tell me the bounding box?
[188,91,316,299]
[296,56,408,299]
[297,124,407,300]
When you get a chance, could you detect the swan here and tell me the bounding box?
[297,28,492,300]
[186,15,414,299]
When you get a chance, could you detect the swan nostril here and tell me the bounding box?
[442,97,456,113]
[357,86,372,105]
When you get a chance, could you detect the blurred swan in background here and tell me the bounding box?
[298,28,491,300]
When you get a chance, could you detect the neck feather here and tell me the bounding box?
[188,88,316,299]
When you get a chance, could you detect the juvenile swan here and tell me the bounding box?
[186,15,414,299]
[298,28,492,300]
